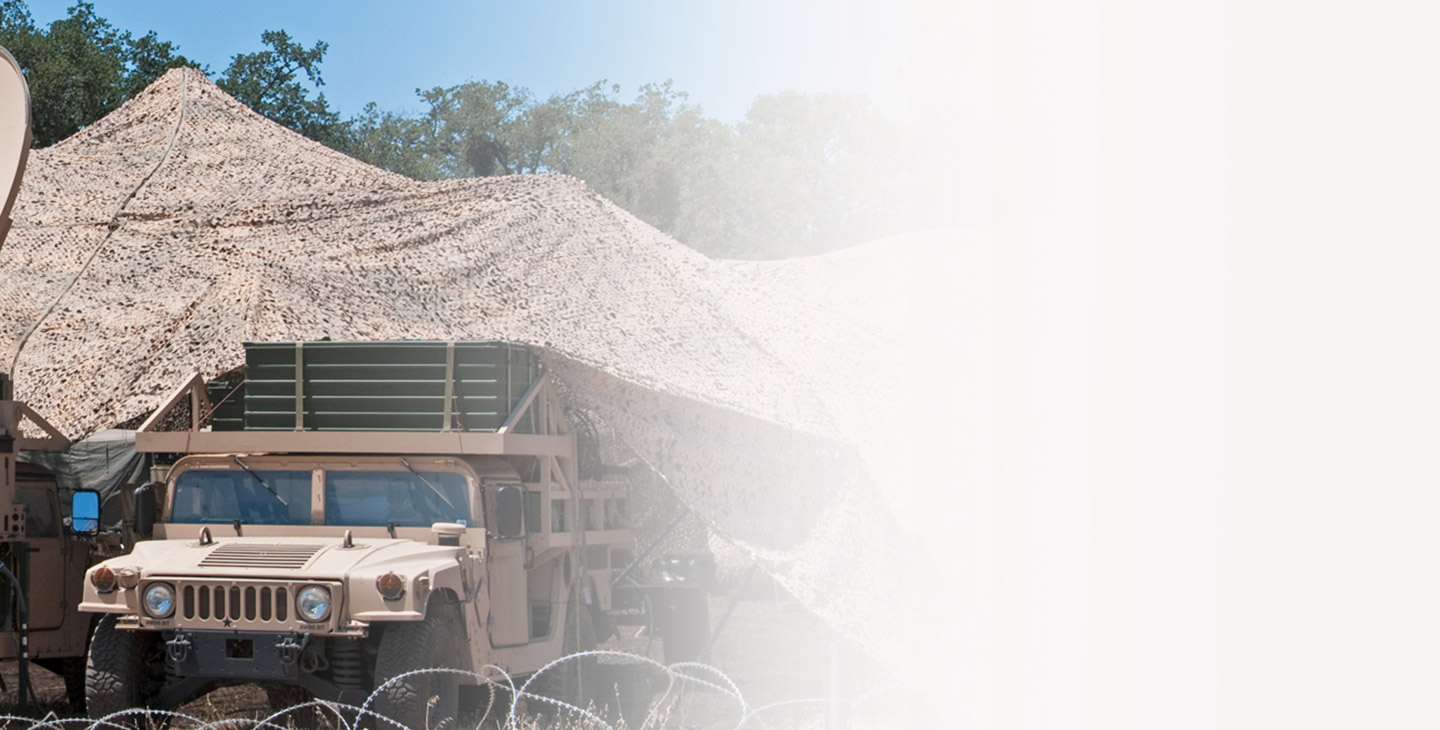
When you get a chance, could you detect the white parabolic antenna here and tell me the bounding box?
[0,46,30,252]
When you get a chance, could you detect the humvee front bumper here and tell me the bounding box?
[164,629,309,682]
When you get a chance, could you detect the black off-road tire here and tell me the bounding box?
[86,614,148,720]
[372,614,465,730]
[528,600,598,716]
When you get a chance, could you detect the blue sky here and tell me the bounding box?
[22,0,953,124]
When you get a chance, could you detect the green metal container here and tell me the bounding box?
[218,341,537,433]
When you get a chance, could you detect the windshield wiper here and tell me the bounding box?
[398,458,458,513]
[233,456,289,507]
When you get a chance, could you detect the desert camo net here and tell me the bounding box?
[0,68,974,700]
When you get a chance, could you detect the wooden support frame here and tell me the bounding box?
[497,377,545,434]
[138,373,214,434]
[0,401,69,452]
[134,370,578,468]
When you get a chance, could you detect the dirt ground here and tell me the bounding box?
[0,588,867,729]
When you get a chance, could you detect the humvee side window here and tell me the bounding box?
[16,488,57,537]
[323,471,470,527]
[170,470,312,525]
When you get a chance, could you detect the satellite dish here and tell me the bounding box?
[0,46,31,253]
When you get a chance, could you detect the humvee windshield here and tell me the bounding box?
[169,467,471,527]
[170,469,312,524]
[324,471,470,527]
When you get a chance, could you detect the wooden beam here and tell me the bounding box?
[497,373,547,434]
[135,429,573,457]
[139,373,206,433]
[15,403,68,451]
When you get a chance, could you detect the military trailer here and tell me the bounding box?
[78,341,697,727]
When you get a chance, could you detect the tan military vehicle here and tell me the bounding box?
[78,341,700,728]
[0,44,120,712]
[0,401,93,709]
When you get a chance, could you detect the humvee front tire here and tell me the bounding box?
[372,614,465,730]
[86,614,149,719]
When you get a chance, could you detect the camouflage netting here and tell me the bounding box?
[0,69,975,705]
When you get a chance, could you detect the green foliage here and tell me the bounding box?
[217,30,345,148]
[346,79,916,258]
[725,91,908,257]
[549,81,722,239]
[415,80,532,177]
[0,3,345,152]
[0,3,343,150]
[122,31,193,99]
[344,102,439,180]
[0,1,198,147]
[350,79,915,257]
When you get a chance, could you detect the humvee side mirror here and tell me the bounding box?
[70,490,100,535]
[495,485,524,539]
[133,482,160,540]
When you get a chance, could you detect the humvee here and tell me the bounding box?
[78,341,701,728]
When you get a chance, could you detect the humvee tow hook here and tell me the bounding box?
[277,634,307,665]
[166,632,193,663]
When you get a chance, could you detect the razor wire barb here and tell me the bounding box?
[0,651,876,730]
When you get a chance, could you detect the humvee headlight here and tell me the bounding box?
[90,566,118,593]
[376,572,405,601]
[143,583,175,618]
[296,585,331,622]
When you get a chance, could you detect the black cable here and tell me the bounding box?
[0,557,36,708]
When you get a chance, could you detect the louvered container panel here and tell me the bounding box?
[206,378,245,431]
[232,341,536,432]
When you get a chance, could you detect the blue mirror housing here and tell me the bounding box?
[71,490,100,534]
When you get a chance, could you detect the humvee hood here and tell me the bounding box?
[127,536,457,579]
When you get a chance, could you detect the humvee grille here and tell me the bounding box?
[198,543,322,569]
[181,584,290,623]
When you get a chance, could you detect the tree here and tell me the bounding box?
[122,31,194,99]
[4,1,127,147]
[417,80,533,177]
[0,2,42,73]
[724,91,908,257]
[342,79,919,258]
[1,5,342,151]
[216,30,345,148]
[0,1,196,147]
[363,79,740,250]
[344,102,440,180]
[545,81,734,245]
